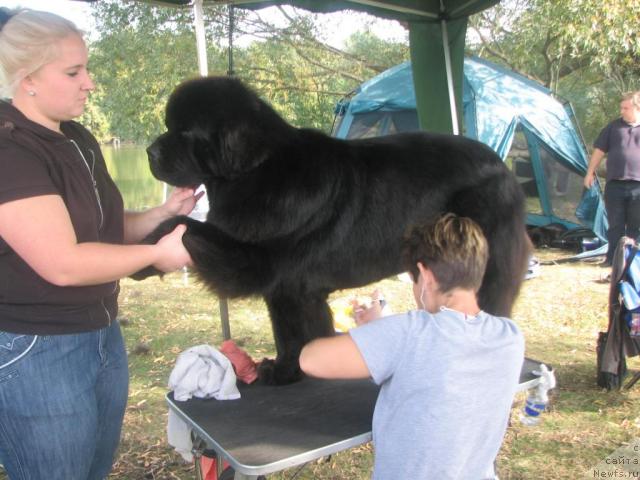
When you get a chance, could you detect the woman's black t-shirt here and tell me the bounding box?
[0,101,124,334]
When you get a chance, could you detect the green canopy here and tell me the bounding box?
[101,0,501,134]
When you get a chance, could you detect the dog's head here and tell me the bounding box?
[147,76,291,186]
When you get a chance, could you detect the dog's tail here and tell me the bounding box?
[447,167,531,317]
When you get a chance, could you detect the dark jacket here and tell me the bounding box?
[0,101,124,334]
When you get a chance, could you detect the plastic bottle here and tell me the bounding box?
[519,392,547,426]
[519,364,555,426]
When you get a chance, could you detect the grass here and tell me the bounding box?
[2,249,639,479]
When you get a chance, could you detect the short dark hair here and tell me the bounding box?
[402,213,489,293]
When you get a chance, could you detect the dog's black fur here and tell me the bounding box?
[136,76,531,385]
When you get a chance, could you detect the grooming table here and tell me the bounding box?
[167,358,554,480]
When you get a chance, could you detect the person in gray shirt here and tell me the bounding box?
[300,214,524,480]
[584,91,640,266]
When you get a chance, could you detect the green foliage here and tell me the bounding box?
[235,25,408,131]
[81,1,637,147]
[86,3,408,142]
[553,0,640,77]
[79,84,111,143]
[87,0,228,143]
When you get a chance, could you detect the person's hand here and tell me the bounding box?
[153,224,193,272]
[351,289,384,326]
[163,186,205,217]
[584,172,595,189]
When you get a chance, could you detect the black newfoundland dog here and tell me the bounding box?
[138,76,531,385]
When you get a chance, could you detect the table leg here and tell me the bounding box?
[191,440,205,480]
[214,452,223,479]
[220,297,231,340]
[194,458,203,480]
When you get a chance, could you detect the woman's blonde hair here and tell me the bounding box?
[402,213,489,293]
[0,8,82,98]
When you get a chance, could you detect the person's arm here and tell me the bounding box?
[584,148,605,188]
[123,186,204,244]
[0,194,191,287]
[299,334,371,379]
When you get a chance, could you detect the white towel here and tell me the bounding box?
[169,344,240,401]
[167,410,194,462]
[167,344,241,462]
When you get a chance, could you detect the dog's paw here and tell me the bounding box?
[129,266,164,281]
[257,358,303,386]
[140,216,191,245]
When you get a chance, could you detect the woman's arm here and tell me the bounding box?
[0,194,191,286]
[299,334,371,379]
[123,187,204,244]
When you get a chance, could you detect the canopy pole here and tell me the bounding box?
[217,5,236,340]
[194,0,231,340]
[193,0,208,76]
[439,10,459,134]
[227,5,235,76]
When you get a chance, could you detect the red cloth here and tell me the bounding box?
[220,339,258,384]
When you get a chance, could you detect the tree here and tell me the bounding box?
[88,1,228,142]
[234,8,408,130]
[87,2,409,142]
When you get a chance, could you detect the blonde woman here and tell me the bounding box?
[0,9,200,479]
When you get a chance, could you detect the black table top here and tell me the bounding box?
[167,358,551,476]
[168,377,380,475]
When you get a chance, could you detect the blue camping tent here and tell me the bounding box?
[333,56,607,242]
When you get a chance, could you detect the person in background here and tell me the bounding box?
[0,9,201,480]
[300,213,524,480]
[584,91,640,266]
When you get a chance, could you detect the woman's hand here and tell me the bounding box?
[163,186,205,217]
[152,224,193,273]
[124,187,205,244]
[351,289,384,326]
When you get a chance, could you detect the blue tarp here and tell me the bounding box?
[334,56,607,242]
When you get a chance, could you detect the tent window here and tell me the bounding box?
[538,143,583,224]
[347,111,420,139]
[347,112,387,138]
[387,111,420,134]
[504,128,544,216]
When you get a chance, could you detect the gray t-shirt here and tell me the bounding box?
[349,308,524,480]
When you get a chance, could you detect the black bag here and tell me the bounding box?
[597,331,628,390]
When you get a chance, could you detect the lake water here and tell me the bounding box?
[102,145,166,210]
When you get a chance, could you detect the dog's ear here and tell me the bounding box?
[218,123,272,177]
